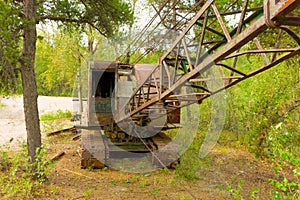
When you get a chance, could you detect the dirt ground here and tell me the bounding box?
[0,96,293,199]
[38,130,282,200]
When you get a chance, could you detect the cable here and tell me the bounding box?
[135,129,198,199]
[129,0,180,62]
[116,0,172,63]
[130,0,205,64]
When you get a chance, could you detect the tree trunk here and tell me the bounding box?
[21,0,41,166]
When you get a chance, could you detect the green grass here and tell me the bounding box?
[40,109,73,134]
[40,109,72,121]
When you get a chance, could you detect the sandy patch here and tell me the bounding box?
[0,96,73,146]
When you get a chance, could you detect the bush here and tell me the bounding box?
[267,124,300,199]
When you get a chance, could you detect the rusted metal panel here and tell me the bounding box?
[270,0,299,19]
[117,81,137,110]
[117,81,137,98]
[81,130,107,168]
[95,113,113,127]
[89,60,117,71]
[151,132,180,168]
[134,64,158,85]
[167,109,180,123]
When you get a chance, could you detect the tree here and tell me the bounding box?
[21,0,41,168]
[35,29,86,96]
[0,1,22,93]
[0,0,133,174]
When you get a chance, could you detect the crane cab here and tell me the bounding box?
[76,60,180,129]
[84,61,138,129]
[87,61,117,128]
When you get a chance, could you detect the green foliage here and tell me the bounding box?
[83,187,94,197]
[33,145,55,183]
[49,183,60,195]
[35,30,84,96]
[227,180,244,200]
[224,55,300,156]
[248,188,260,199]
[139,178,149,188]
[226,180,260,200]
[38,0,133,37]
[174,129,210,180]
[40,109,73,134]
[0,144,54,199]
[151,187,161,195]
[130,50,163,64]
[267,124,300,199]
[0,0,22,94]
[0,0,134,96]
[0,150,10,171]
[87,166,94,172]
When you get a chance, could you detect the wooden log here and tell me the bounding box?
[72,134,81,141]
[50,151,65,161]
[46,126,76,137]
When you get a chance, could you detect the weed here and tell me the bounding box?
[87,166,94,172]
[0,150,10,171]
[50,183,60,195]
[247,188,260,199]
[124,175,139,184]
[102,166,108,171]
[267,124,300,199]
[179,192,193,200]
[0,143,54,199]
[83,187,93,197]
[140,178,149,188]
[174,130,210,180]
[151,187,160,195]
[227,180,244,200]
[153,176,163,185]
[168,176,179,187]
[226,179,260,200]
[34,144,54,182]
[175,151,210,180]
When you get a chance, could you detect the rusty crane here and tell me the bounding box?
[73,0,300,171]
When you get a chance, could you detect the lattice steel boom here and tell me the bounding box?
[114,0,300,125]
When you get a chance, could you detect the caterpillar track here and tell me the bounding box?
[81,130,180,169]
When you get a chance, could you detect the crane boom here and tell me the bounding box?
[114,0,300,125]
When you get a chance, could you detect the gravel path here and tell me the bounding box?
[0,96,73,146]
